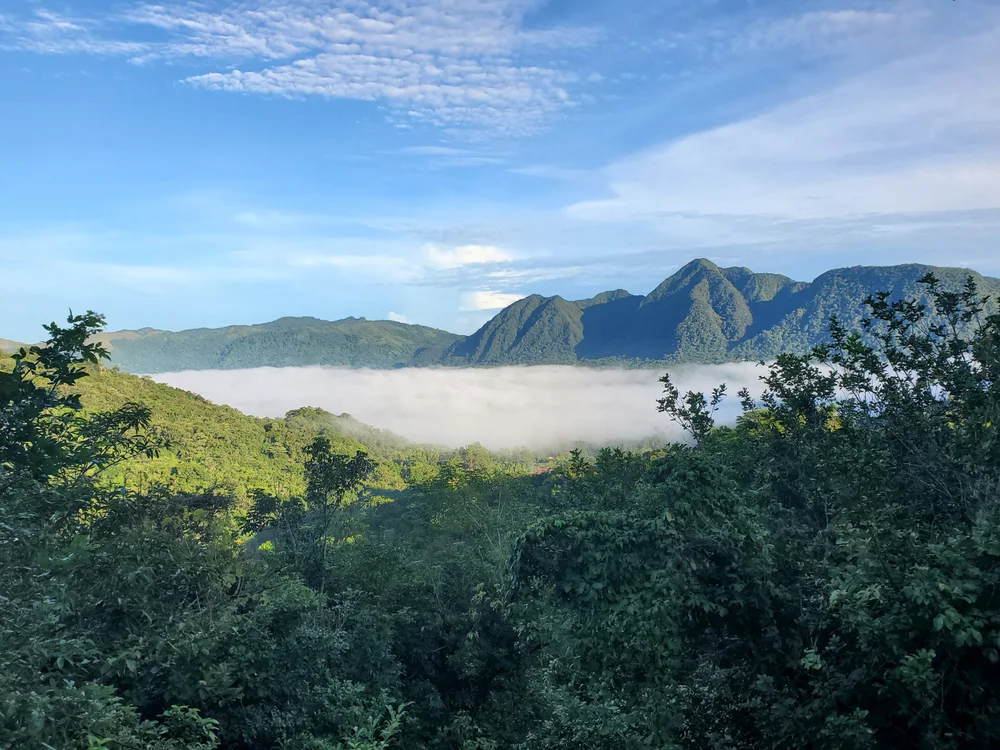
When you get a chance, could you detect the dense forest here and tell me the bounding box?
[61,363,545,502]
[34,259,1000,373]
[3,272,1000,748]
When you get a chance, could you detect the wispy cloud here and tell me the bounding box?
[394,145,506,167]
[569,25,1000,238]
[1,0,598,134]
[1,8,149,55]
[386,311,411,323]
[461,290,524,310]
[508,164,590,181]
[733,8,904,55]
[398,146,481,157]
[424,243,514,269]
[282,251,425,283]
[651,2,928,63]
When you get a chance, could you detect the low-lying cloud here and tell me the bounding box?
[151,363,771,451]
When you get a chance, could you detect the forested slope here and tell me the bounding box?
[0,356,453,498]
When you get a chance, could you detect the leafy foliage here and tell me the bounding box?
[6,272,1000,748]
[509,272,1000,748]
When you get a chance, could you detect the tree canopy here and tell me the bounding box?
[3,273,999,748]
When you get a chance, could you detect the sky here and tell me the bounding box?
[2,0,999,341]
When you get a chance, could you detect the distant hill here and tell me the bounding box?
[442,259,1000,365]
[0,338,27,353]
[94,316,463,373]
[7,260,997,372]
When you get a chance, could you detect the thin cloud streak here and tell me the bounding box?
[461,290,525,310]
[424,243,514,269]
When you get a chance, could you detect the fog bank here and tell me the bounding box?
[151,364,771,450]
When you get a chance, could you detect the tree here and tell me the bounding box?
[301,435,376,596]
[0,311,155,486]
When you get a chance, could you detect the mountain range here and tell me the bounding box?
[8,259,999,372]
[441,259,1000,366]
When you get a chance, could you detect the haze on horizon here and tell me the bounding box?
[151,363,768,450]
[2,0,1000,343]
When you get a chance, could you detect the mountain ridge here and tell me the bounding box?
[443,259,1000,367]
[7,259,998,372]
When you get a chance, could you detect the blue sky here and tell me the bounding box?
[2,0,999,340]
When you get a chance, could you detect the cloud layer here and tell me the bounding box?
[152,363,767,450]
[569,23,1000,236]
[3,0,595,133]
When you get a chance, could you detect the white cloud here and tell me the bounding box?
[461,290,524,310]
[424,243,514,269]
[486,265,585,285]
[1,0,596,133]
[151,363,769,450]
[386,311,411,323]
[0,8,150,55]
[568,26,1000,236]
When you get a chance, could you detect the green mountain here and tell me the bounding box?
[95,316,463,373]
[10,260,997,372]
[445,259,1000,365]
[443,293,586,365]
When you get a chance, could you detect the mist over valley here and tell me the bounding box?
[151,363,768,450]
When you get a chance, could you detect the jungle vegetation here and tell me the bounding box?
[2,272,999,749]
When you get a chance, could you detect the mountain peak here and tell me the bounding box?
[680,258,721,273]
[644,258,731,305]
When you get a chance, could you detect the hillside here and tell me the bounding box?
[446,259,1000,365]
[59,364,422,497]
[95,316,463,373]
